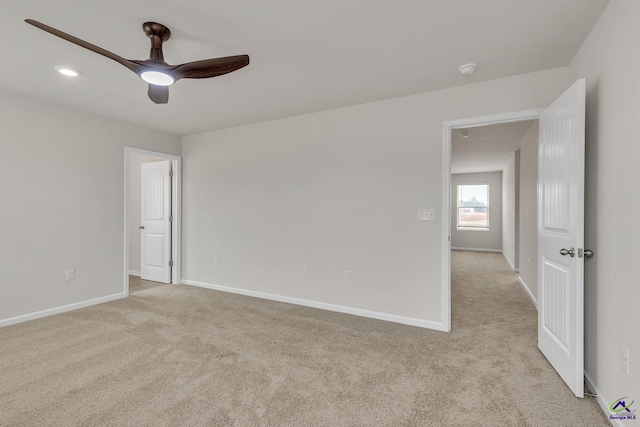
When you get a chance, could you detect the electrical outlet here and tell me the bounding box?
[621,345,630,374]
[344,271,351,282]
[65,269,75,281]
[301,266,307,277]
[214,257,219,266]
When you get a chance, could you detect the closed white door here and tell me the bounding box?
[537,79,586,398]
[140,160,172,283]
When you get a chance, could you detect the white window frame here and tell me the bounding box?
[456,184,490,230]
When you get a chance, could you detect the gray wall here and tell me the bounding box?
[502,153,518,268]
[451,172,503,251]
[568,0,640,409]
[518,122,539,303]
[182,68,569,325]
[0,91,181,321]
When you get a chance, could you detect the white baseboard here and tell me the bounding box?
[584,371,621,427]
[451,247,502,253]
[517,276,538,309]
[182,279,447,332]
[128,270,141,276]
[0,293,126,328]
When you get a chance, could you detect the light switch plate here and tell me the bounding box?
[418,209,436,221]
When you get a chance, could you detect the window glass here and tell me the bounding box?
[457,184,489,228]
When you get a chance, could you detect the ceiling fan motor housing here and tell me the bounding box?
[143,22,171,62]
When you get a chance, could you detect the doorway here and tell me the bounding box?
[124,147,182,296]
[449,118,540,325]
[441,109,543,331]
[443,81,587,399]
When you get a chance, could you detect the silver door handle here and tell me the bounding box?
[584,249,594,257]
[139,226,145,230]
[559,247,575,257]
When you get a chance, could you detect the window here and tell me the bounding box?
[457,184,489,229]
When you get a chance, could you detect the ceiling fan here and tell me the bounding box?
[25,19,250,104]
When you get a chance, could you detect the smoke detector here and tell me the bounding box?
[458,63,477,76]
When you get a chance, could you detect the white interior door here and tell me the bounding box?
[538,79,586,398]
[141,160,172,283]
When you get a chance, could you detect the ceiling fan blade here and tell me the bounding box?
[171,55,249,80]
[25,19,143,74]
[148,84,169,104]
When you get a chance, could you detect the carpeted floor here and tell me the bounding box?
[0,251,609,426]
[129,275,167,294]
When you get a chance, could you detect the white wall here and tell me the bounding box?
[451,172,503,251]
[127,153,166,275]
[514,151,520,268]
[501,154,517,268]
[181,68,570,326]
[0,91,181,322]
[518,122,538,303]
[568,0,640,413]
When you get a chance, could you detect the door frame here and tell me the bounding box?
[441,108,543,331]
[124,147,182,296]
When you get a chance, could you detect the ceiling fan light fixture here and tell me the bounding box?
[55,65,82,77]
[140,70,175,86]
[26,19,250,104]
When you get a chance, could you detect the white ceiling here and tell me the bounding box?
[451,120,536,174]
[1,1,608,136]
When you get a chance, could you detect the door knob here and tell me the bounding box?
[139,226,145,230]
[559,247,575,257]
[584,249,594,257]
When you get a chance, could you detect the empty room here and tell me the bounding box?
[1,1,638,425]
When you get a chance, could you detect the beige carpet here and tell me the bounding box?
[0,251,609,426]
[128,275,167,294]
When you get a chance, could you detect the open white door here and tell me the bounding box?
[538,79,586,398]
[140,160,172,283]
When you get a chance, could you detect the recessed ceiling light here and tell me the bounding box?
[458,63,477,76]
[55,65,82,77]
[140,70,175,86]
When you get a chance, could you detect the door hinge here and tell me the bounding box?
[169,215,173,222]
[169,170,173,178]
[169,260,173,267]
